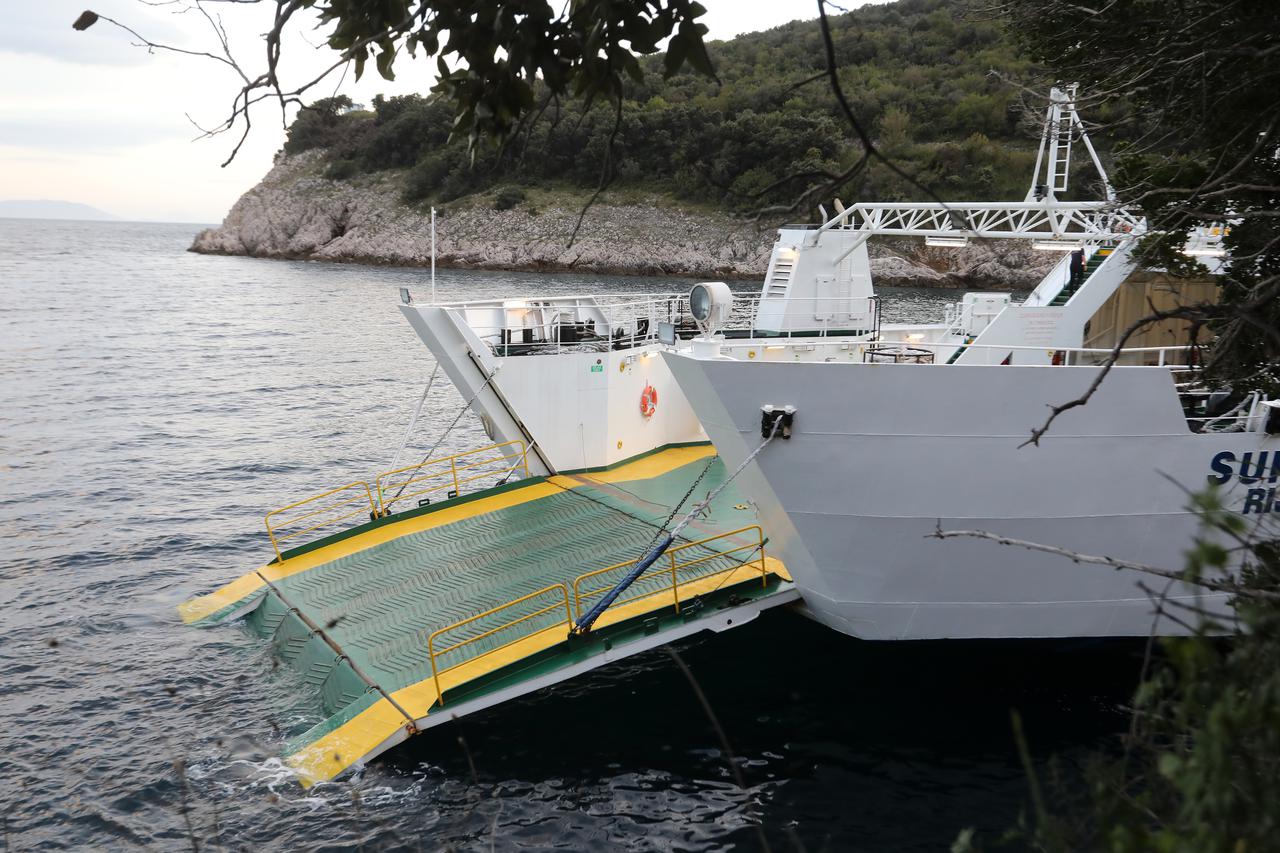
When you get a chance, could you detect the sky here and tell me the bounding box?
[0,1,842,223]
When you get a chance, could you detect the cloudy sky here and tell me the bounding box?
[0,1,838,223]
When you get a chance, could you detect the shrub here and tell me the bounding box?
[283,96,353,154]
[402,150,464,203]
[492,186,527,211]
[325,158,359,180]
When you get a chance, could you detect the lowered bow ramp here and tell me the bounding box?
[180,446,794,786]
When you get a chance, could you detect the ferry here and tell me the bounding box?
[181,87,1273,784]
[398,86,1272,641]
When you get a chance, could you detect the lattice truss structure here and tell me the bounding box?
[809,85,1149,247]
[817,201,1145,244]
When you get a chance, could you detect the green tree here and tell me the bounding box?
[1007,0,1280,394]
[960,2,1280,849]
[282,95,355,154]
[877,106,913,157]
[253,1,1050,211]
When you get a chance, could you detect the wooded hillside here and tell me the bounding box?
[280,0,1111,213]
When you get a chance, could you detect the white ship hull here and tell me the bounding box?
[665,356,1273,639]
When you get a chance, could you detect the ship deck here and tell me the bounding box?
[180,444,794,786]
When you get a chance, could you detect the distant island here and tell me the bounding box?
[0,200,119,221]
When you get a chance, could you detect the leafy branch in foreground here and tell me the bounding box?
[939,4,1280,848]
[1003,0,1280,412]
[944,493,1280,852]
[73,0,716,165]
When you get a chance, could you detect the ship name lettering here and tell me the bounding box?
[1207,451,1280,514]
[1242,488,1278,515]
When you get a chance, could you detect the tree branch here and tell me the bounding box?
[1020,305,1207,448]
[929,525,1280,601]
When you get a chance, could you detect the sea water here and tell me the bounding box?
[0,218,1136,850]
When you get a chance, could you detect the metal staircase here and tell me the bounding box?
[1049,246,1113,307]
[946,335,976,364]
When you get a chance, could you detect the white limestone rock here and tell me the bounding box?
[192,153,1055,288]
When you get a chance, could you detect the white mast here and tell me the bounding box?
[430,206,437,303]
[1027,84,1115,203]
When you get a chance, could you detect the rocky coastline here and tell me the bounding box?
[192,151,1054,288]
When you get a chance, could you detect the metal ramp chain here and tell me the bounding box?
[385,362,440,473]
[571,417,786,636]
[254,571,420,734]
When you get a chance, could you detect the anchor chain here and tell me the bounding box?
[571,414,788,636]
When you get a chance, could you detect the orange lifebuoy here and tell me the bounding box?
[640,384,658,417]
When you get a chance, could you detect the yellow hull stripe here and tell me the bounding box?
[287,556,789,787]
[558,444,716,486]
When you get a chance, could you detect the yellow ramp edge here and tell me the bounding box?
[286,620,570,786]
[287,697,414,788]
[286,556,789,787]
[176,573,268,626]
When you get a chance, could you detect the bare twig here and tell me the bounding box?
[929,524,1280,601]
[815,0,968,227]
[173,758,200,853]
[663,645,772,853]
[1124,578,1177,775]
[1019,306,1205,448]
[566,96,624,249]
[1010,710,1050,837]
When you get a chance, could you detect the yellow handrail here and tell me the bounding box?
[572,526,768,620]
[264,481,378,562]
[376,440,529,515]
[421,526,772,706]
[260,441,531,560]
[426,583,573,706]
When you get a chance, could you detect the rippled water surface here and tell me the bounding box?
[1,219,1131,851]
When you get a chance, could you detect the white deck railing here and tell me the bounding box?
[444,293,882,355]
